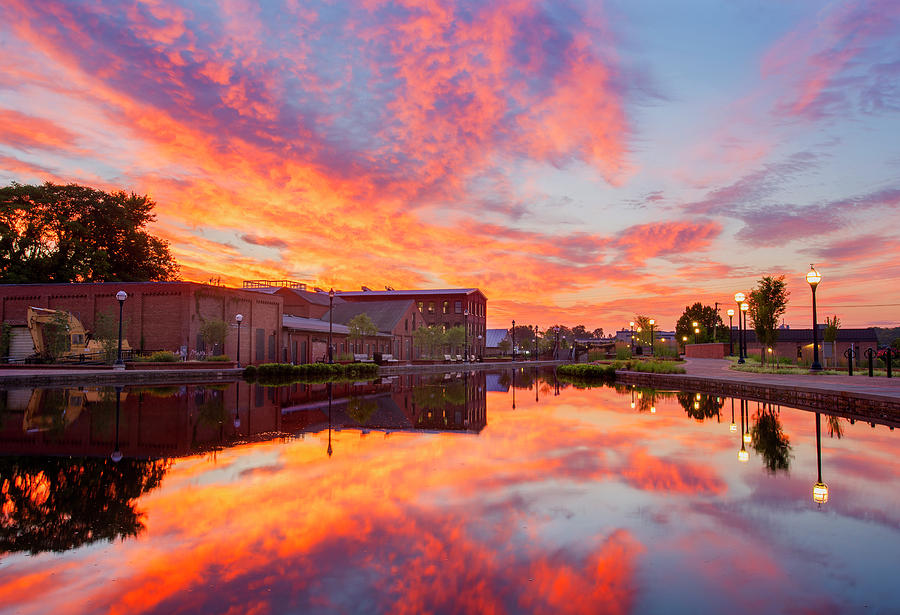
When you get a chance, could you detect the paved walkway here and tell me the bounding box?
[681,358,900,399]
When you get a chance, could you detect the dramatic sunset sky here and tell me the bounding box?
[1,0,898,330]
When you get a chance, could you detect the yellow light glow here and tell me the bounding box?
[738,448,749,462]
[629,321,634,327]
[813,481,829,504]
[695,393,701,400]
[692,321,698,327]
[650,406,656,413]
[630,402,635,409]
[649,319,655,325]
[693,401,700,410]
[806,265,822,287]
[743,432,751,444]
[694,327,699,334]
[734,292,745,302]
[730,423,737,432]
[727,309,734,316]
[740,302,749,312]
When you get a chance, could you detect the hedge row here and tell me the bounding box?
[243,362,379,384]
[557,363,617,381]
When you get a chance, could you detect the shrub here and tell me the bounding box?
[206,354,230,362]
[139,350,179,363]
[557,363,617,383]
[242,365,258,380]
[247,362,379,385]
[615,347,632,360]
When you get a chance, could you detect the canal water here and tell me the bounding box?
[1,369,898,614]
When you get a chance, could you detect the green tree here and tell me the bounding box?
[445,325,465,355]
[348,313,378,353]
[497,338,511,355]
[0,182,179,283]
[631,315,653,347]
[824,315,840,368]
[199,318,228,355]
[675,302,725,345]
[748,275,790,366]
[40,311,72,362]
[413,324,444,358]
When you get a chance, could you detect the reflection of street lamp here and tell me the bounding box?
[327,382,333,457]
[328,289,335,364]
[813,412,828,504]
[115,290,127,368]
[111,385,123,462]
[738,399,749,462]
[235,313,243,367]
[631,387,635,409]
[534,367,539,403]
[730,397,736,432]
[511,368,516,409]
[807,265,823,372]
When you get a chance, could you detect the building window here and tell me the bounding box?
[417,301,424,313]
[428,302,434,314]
[455,301,462,314]
[443,301,449,314]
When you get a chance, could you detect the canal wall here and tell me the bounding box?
[615,370,900,428]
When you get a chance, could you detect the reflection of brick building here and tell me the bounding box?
[0,282,282,363]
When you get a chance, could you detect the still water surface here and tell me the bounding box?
[1,369,898,614]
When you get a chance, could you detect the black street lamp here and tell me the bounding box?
[533,325,538,360]
[629,321,635,355]
[115,290,127,368]
[740,301,749,362]
[727,309,734,356]
[734,292,746,363]
[649,319,655,355]
[807,265,823,372]
[464,309,469,362]
[692,320,699,344]
[555,326,561,359]
[328,288,335,364]
[235,313,243,367]
[511,319,516,361]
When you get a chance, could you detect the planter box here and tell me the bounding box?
[127,361,236,370]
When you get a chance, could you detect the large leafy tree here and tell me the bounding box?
[0,182,179,283]
[675,302,725,344]
[348,313,378,347]
[748,275,790,365]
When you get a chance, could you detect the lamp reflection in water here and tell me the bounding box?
[730,397,737,432]
[813,412,829,505]
[326,381,333,457]
[511,368,516,410]
[742,400,752,444]
[111,385,124,463]
[233,382,241,430]
[630,387,635,409]
[738,399,749,462]
[534,367,539,403]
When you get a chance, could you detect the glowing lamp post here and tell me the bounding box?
[511,319,516,361]
[692,321,699,344]
[115,290,127,369]
[740,301,749,363]
[649,319,655,355]
[734,292,746,363]
[235,313,243,368]
[464,309,469,362]
[727,309,735,356]
[807,265,823,372]
[629,321,635,354]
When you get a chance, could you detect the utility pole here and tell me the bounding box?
[714,302,720,343]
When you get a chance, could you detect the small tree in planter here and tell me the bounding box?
[348,313,378,356]
[199,319,228,356]
[824,315,840,368]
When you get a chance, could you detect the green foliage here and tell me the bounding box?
[347,397,379,425]
[677,392,724,421]
[91,311,121,364]
[205,354,230,362]
[245,362,379,385]
[587,349,607,362]
[445,325,466,350]
[497,338,512,355]
[675,302,726,344]
[348,313,378,342]
[0,322,11,360]
[0,181,179,283]
[41,311,71,362]
[631,315,654,347]
[748,275,790,365]
[141,351,179,363]
[557,363,617,382]
[614,359,686,374]
[616,346,632,360]
[199,319,228,351]
[413,324,445,358]
[823,315,841,343]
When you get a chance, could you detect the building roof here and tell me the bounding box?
[337,288,486,299]
[322,300,417,333]
[744,327,879,344]
[484,328,509,348]
[283,315,351,335]
[244,285,345,307]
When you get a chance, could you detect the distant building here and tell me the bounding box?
[743,327,878,366]
[337,288,488,356]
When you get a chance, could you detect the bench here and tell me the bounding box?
[353,353,373,363]
[455,354,463,362]
[381,353,399,364]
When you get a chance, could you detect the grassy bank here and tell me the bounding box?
[243,362,379,385]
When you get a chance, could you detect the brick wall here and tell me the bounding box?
[685,343,728,359]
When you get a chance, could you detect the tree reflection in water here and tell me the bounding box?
[0,456,169,554]
[750,404,793,473]
[677,392,724,421]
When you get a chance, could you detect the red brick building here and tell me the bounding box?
[0,282,282,363]
[337,288,488,357]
